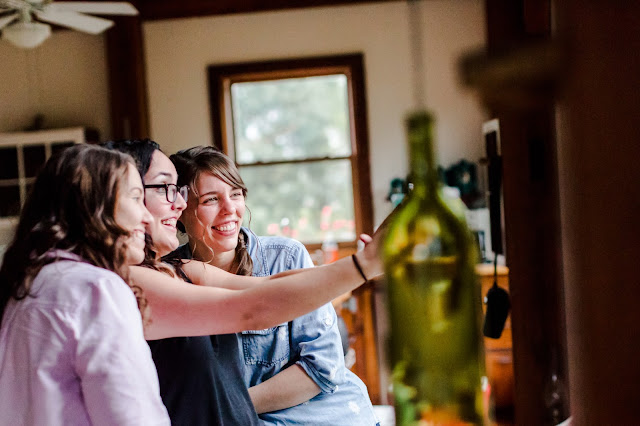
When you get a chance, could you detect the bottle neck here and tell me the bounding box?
[406,111,439,198]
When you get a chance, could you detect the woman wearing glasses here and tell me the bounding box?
[103,139,383,425]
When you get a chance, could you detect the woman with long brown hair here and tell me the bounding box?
[172,146,379,425]
[0,144,169,425]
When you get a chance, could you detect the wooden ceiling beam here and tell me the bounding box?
[135,0,401,21]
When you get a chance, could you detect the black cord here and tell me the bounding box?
[351,254,368,283]
[493,251,499,288]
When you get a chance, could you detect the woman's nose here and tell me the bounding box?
[173,191,187,211]
[141,206,153,225]
[220,197,235,214]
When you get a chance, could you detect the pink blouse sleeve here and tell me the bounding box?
[74,272,169,426]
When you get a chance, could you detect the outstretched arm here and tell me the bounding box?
[136,222,384,340]
[191,234,376,290]
[135,250,381,340]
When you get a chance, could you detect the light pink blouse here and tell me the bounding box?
[0,258,169,425]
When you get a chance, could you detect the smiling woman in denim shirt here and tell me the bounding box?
[172,146,379,425]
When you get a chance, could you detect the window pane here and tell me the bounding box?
[240,159,355,244]
[231,75,351,164]
[51,141,75,156]
[0,185,20,217]
[23,145,46,178]
[0,147,18,180]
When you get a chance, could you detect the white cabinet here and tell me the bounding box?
[0,127,87,262]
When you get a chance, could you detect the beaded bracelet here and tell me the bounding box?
[351,254,368,283]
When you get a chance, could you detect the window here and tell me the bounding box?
[0,127,87,264]
[208,54,373,248]
[0,127,86,219]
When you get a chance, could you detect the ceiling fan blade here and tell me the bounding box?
[48,2,138,16]
[34,10,113,34]
[0,12,18,30]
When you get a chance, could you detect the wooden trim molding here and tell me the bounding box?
[136,0,402,21]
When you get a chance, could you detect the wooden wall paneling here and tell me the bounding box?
[557,1,640,423]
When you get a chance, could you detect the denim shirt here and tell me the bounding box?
[240,228,379,425]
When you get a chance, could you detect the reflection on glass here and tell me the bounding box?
[23,145,46,178]
[231,74,351,164]
[240,160,355,243]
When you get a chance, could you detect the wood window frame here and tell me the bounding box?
[207,53,374,250]
[207,54,381,404]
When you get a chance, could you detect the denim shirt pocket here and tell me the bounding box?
[241,323,290,366]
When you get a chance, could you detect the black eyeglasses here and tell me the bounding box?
[144,184,189,203]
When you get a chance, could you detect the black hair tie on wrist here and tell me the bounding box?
[351,254,368,283]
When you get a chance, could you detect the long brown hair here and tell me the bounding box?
[0,144,147,325]
[170,146,253,276]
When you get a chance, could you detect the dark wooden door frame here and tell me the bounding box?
[105,15,150,140]
[462,0,571,424]
[485,2,571,424]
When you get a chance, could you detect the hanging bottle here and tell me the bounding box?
[383,111,487,425]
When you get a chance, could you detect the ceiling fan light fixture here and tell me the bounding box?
[3,21,51,49]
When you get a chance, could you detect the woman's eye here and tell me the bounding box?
[204,197,218,204]
[231,191,243,198]
[149,187,167,195]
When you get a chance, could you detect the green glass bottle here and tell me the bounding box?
[383,111,486,425]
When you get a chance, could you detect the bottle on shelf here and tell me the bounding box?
[321,233,339,264]
[383,110,487,425]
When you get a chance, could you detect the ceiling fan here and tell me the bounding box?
[0,0,138,49]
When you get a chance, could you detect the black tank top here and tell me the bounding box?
[148,253,261,426]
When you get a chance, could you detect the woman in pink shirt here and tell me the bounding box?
[0,145,170,425]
